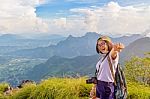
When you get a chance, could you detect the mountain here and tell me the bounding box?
[26,37,150,81]
[6,32,144,58]
[0,34,66,54]
[31,34,66,40]
[112,34,142,46]
[120,37,150,61]
[0,34,25,40]
[22,34,66,44]
[6,32,100,58]
[26,55,100,81]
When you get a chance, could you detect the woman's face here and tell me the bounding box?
[97,40,109,54]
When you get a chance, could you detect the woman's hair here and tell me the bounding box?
[96,36,113,54]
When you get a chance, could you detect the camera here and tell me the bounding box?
[86,77,97,84]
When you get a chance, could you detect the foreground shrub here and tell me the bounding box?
[0,83,9,94]
[10,83,36,99]
[29,77,92,99]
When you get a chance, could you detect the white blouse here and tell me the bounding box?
[96,52,119,82]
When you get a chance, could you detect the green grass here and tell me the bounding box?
[0,77,150,99]
[0,83,9,94]
[28,77,91,99]
[127,81,150,99]
[10,83,36,99]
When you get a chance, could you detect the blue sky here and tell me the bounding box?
[36,0,150,18]
[0,0,150,37]
[36,0,111,18]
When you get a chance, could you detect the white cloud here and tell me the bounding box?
[45,17,86,36]
[1,1,150,37]
[0,0,48,34]
[51,1,150,36]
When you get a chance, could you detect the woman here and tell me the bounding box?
[95,36,124,99]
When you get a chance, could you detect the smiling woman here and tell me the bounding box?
[94,36,125,99]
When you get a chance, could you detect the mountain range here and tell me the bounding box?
[0,34,66,54]
[6,32,144,58]
[120,37,150,61]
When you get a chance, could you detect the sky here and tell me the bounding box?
[0,0,150,37]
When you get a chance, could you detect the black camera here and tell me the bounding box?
[86,77,97,84]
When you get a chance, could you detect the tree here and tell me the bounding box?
[124,53,150,85]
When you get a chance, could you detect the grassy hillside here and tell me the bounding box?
[0,77,150,99]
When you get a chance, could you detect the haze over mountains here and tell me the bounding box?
[0,34,66,54]
[5,32,144,58]
[0,32,149,85]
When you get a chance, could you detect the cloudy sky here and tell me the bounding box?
[0,0,150,37]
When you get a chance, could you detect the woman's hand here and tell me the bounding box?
[90,84,96,99]
[113,43,125,52]
[110,43,125,60]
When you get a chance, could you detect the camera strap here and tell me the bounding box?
[95,52,109,77]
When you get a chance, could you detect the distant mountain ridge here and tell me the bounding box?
[22,34,66,40]
[0,34,25,40]
[120,37,150,61]
[112,34,142,45]
[6,32,144,58]
[0,34,66,54]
